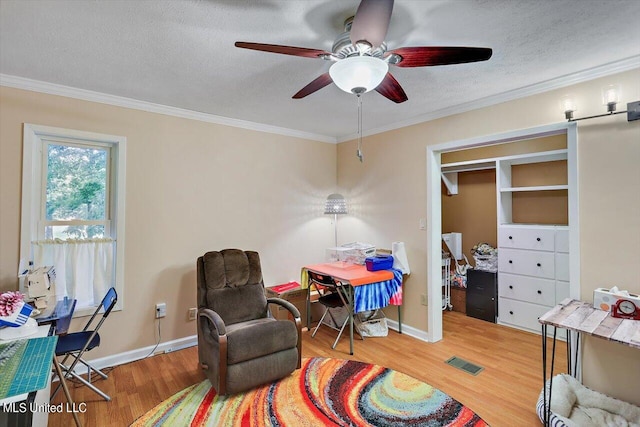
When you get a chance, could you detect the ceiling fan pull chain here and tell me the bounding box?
[357,94,364,162]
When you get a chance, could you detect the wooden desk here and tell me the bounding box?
[538,299,640,426]
[302,263,401,355]
[304,262,394,286]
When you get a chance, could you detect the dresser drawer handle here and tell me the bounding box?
[509,285,513,289]
[537,263,541,267]
[537,290,542,294]
[509,260,513,264]
[536,237,541,242]
[509,311,514,315]
[509,236,513,240]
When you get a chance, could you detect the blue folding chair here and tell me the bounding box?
[51,287,117,401]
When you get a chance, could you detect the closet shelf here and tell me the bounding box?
[501,185,568,192]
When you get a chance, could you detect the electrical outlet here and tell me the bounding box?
[188,307,197,321]
[156,303,166,318]
[420,294,427,306]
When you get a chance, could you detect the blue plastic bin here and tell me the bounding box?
[365,255,394,271]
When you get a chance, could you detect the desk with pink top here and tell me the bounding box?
[302,262,403,355]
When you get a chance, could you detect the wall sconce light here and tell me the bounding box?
[602,84,621,113]
[560,94,577,121]
[561,85,640,122]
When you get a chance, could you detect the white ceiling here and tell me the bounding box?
[1,0,639,141]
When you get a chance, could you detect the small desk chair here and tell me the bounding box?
[309,271,362,349]
[52,287,117,402]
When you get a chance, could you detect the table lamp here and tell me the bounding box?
[324,193,348,247]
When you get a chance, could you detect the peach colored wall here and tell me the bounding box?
[337,68,640,404]
[0,86,337,359]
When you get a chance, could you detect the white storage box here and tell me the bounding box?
[593,287,640,312]
[340,242,376,265]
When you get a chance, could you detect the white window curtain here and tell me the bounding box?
[32,238,114,309]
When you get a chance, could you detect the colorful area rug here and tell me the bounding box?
[132,357,488,426]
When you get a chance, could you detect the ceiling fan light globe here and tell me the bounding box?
[329,56,388,94]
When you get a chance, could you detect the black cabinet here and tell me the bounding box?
[466,269,498,323]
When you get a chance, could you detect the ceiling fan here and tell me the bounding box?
[235,0,492,103]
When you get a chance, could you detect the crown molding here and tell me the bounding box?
[336,55,640,142]
[3,55,638,145]
[0,74,337,144]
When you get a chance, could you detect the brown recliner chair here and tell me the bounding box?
[197,249,302,395]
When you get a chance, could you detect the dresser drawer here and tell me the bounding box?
[498,227,555,252]
[498,248,555,279]
[498,297,551,331]
[498,273,556,306]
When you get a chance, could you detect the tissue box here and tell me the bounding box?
[593,287,640,312]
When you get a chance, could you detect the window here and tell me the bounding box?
[45,142,110,239]
[20,124,126,315]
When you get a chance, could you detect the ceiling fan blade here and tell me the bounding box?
[235,42,331,59]
[375,72,407,103]
[388,46,493,68]
[350,0,394,48]
[292,73,333,99]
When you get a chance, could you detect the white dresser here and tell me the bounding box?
[497,225,570,334]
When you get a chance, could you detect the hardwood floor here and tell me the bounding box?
[49,312,566,426]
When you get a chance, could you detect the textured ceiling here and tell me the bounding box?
[1,0,639,141]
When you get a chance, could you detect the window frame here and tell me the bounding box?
[41,137,112,240]
[20,124,126,316]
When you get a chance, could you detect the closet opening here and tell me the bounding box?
[426,122,579,344]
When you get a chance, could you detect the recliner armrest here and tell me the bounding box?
[198,308,227,337]
[267,297,301,319]
[267,297,302,369]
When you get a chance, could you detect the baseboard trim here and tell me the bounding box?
[65,322,428,376]
[69,335,198,375]
[386,319,430,343]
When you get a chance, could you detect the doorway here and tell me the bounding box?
[426,122,579,342]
